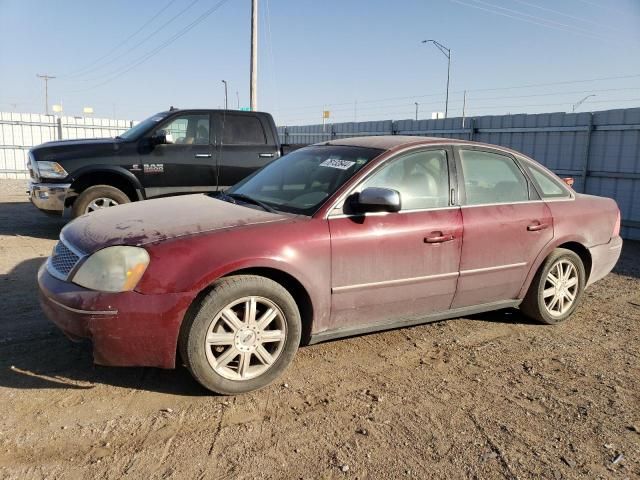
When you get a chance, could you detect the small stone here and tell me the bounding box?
[340,464,349,473]
[604,443,614,449]
[611,453,624,465]
[561,456,576,468]
[294,448,300,453]
[283,383,289,388]
[356,428,368,436]
[61,426,68,430]
[161,408,173,413]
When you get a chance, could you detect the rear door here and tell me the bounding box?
[451,147,553,309]
[143,112,214,196]
[214,113,278,189]
[328,147,463,330]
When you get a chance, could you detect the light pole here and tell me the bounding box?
[415,102,419,121]
[36,73,56,115]
[421,39,451,118]
[572,94,596,113]
[221,80,228,110]
[236,91,240,109]
[250,0,258,111]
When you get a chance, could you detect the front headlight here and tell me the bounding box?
[37,161,69,179]
[72,246,150,292]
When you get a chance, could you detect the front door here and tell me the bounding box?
[143,113,214,197]
[451,147,554,308]
[328,148,463,331]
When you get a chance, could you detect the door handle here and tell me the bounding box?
[194,153,212,158]
[424,232,455,243]
[527,222,549,232]
[259,153,275,158]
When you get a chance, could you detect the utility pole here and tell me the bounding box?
[572,94,596,113]
[415,102,419,121]
[250,0,258,111]
[421,40,451,118]
[236,91,240,109]
[36,74,56,115]
[222,80,228,110]
[461,90,467,128]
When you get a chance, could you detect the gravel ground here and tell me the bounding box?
[0,179,638,479]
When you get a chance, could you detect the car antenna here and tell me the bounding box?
[169,106,178,111]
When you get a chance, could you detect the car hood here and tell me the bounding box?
[30,138,120,162]
[61,194,292,254]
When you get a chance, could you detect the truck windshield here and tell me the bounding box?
[117,112,170,140]
[226,145,383,216]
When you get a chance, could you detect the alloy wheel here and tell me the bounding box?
[543,259,579,317]
[85,197,119,213]
[204,296,287,381]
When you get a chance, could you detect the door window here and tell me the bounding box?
[222,115,267,144]
[359,150,450,210]
[157,114,210,145]
[459,150,529,205]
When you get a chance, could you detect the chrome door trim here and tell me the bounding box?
[459,262,527,276]
[332,271,459,293]
[47,296,118,316]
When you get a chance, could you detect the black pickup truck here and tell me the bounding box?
[27,108,293,217]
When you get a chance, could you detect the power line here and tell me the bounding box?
[61,0,178,78]
[450,0,613,42]
[62,0,231,93]
[63,0,202,82]
[511,0,616,31]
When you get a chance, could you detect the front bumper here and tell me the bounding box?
[587,236,623,286]
[37,263,194,368]
[28,181,71,214]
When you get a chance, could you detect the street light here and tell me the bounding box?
[572,94,596,113]
[422,39,451,118]
[221,80,228,110]
[415,102,419,121]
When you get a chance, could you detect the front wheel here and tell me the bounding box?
[179,275,301,395]
[72,185,130,217]
[521,248,586,324]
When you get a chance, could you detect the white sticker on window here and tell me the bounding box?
[319,158,356,170]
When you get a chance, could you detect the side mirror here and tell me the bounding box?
[352,187,401,213]
[151,130,174,145]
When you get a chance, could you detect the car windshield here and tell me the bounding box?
[117,112,170,140]
[226,145,383,215]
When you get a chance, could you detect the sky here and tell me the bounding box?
[1,0,639,125]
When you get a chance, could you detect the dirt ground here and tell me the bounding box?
[0,179,638,480]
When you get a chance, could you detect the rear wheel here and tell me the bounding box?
[521,248,585,324]
[179,275,301,395]
[72,185,130,217]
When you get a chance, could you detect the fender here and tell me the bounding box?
[517,233,591,299]
[70,164,145,200]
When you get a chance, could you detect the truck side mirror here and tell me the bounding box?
[151,130,174,145]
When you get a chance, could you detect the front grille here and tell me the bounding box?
[49,241,81,278]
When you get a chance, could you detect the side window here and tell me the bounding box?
[525,161,570,198]
[360,150,450,210]
[222,115,267,144]
[158,114,209,145]
[459,150,529,205]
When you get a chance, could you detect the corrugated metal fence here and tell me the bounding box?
[0,112,134,179]
[278,108,640,240]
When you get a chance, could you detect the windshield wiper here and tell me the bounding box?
[223,192,278,213]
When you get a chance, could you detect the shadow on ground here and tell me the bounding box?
[0,200,66,240]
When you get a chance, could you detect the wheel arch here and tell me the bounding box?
[66,166,144,208]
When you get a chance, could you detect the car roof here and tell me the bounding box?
[316,135,514,154]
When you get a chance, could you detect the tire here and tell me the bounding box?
[179,275,301,395]
[521,248,586,325]
[72,185,130,217]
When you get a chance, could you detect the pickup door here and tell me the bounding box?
[213,112,279,189]
[143,113,215,197]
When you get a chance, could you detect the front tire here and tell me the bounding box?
[72,185,130,218]
[179,275,301,395]
[521,248,586,324]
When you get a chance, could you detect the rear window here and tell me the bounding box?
[222,115,267,144]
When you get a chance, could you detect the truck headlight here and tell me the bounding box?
[37,161,69,179]
[72,246,150,292]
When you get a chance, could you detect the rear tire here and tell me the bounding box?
[521,248,585,325]
[179,275,301,395]
[72,185,130,218]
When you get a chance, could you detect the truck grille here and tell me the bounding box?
[48,240,81,279]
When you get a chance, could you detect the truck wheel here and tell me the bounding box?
[521,248,586,325]
[179,275,301,395]
[72,185,130,217]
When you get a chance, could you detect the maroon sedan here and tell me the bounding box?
[38,136,622,394]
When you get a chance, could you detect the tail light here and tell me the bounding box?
[613,209,621,237]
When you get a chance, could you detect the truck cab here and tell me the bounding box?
[27,109,283,218]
